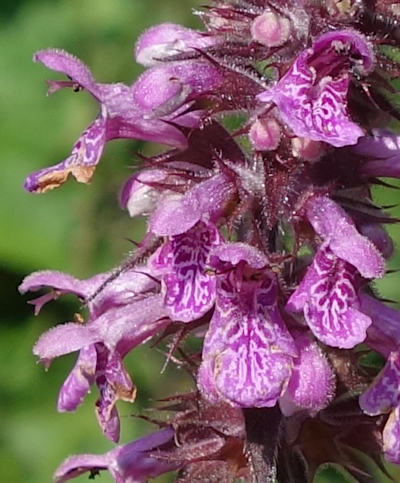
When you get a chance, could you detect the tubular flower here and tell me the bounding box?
[25,50,222,193]
[198,242,296,408]
[135,23,219,66]
[21,0,400,481]
[53,428,179,483]
[20,268,168,442]
[360,352,400,465]
[286,246,372,349]
[258,30,373,147]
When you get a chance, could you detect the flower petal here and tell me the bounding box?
[151,221,221,322]
[132,60,222,114]
[57,344,97,412]
[33,323,98,365]
[19,270,108,314]
[54,428,176,483]
[33,295,167,362]
[34,49,102,98]
[94,346,136,442]
[24,113,107,193]
[258,30,372,147]
[287,247,371,348]
[279,334,335,416]
[211,242,269,270]
[135,23,216,66]
[149,174,234,236]
[360,351,400,416]
[306,196,385,278]
[199,273,294,407]
[20,267,158,318]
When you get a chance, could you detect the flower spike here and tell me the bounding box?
[22,1,400,480]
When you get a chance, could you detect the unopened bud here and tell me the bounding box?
[251,11,290,48]
[292,137,325,162]
[249,118,281,151]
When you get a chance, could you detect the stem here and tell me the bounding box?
[243,406,282,483]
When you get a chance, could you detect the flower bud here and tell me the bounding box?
[251,11,291,47]
[249,118,281,151]
[292,136,325,162]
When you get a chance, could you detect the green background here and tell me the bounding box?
[0,1,201,481]
[1,1,400,482]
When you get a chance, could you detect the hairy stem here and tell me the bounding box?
[243,406,282,483]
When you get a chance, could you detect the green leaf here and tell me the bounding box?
[313,463,359,483]
[344,446,395,483]
[358,351,385,371]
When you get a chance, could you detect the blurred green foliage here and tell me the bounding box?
[0,1,201,481]
[2,1,400,482]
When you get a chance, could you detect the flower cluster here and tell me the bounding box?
[21,0,400,481]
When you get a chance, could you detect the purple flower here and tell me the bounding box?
[120,162,208,218]
[25,49,222,193]
[306,195,385,279]
[20,268,168,441]
[360,351,400,464]
[287,195,385,348]
[53,428,178,482]
[120,168,183,218]
[258,30,374,147]
[361,294,400,358]
[198,242,296,407]
[353,129,400,179]
[146,172,236,323]
[286,246,372,349]
[148,173,235,237]
[22,1,400,478]
[135,23,218,66]
[279,333,335,416]
[150,221,222,323]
